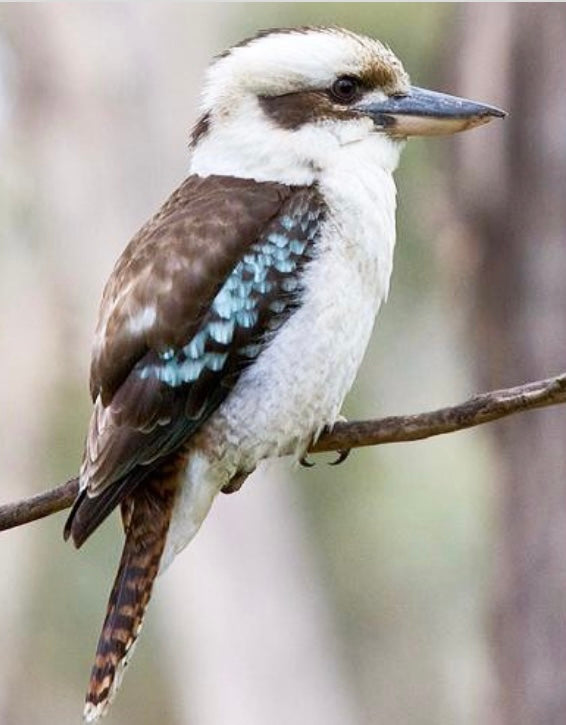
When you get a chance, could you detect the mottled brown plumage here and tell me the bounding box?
[67,170,325,718]
[91,174,293,404]
[84,456,180,721]
[65,178,324,549]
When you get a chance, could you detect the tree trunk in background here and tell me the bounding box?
[451,5,566,725]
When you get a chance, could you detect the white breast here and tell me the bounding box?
[206,141,398,470]
[164,135,400,567]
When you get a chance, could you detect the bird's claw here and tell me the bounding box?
[301,416,351,467]
[329,448,351,466]
[300,454,316,468]
[326,415,351,465]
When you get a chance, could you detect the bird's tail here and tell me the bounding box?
[83,481,176,722]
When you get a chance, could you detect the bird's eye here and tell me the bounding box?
[330,75,361,104]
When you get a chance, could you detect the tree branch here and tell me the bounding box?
[2,372,566,534]
[310,372,566,453]
[0,477,78,532]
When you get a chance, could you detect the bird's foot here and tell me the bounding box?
[300,416,352,467]
[327,415,351,466]
[329,447,351,466]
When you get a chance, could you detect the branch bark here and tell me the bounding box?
[1,372,565,534]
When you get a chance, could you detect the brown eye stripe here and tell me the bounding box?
[259,91,359,130]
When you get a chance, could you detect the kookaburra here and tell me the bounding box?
[64,26,504,721]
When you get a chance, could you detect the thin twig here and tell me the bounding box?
[1,372,565,534]
[0,477,78,532]
[310,372,566,453]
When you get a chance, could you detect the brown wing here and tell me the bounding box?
[91,174,293,405]
[66,176,325,546]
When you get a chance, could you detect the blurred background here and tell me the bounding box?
[0,4,565,725]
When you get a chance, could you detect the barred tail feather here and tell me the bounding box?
[83,480,176,722]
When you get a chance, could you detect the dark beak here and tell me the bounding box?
[356,85,507,137]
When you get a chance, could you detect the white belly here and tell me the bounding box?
[211,256,378,465]
[204,162,397,470]
[162,230,390,571]
[164,148,398,568]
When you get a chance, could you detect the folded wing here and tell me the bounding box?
[65,175,325,546]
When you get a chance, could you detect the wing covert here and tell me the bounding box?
[91,174,294,405]
[80,178,326,511]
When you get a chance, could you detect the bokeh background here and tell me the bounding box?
[0,4,565,725]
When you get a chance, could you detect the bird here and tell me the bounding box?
[63,25,505,722]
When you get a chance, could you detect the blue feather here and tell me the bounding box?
[184,330,208,359]
[136,194,323,390]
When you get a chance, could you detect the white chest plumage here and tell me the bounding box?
[215,154,397,465]
[164,141,399,568]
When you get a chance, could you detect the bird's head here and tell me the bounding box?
[189,27,505,185]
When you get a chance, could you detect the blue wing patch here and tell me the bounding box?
[68,184,326,550]
[135,194,323,401]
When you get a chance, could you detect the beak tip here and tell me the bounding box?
[485,106,507,120]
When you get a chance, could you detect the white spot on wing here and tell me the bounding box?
[126,306,157,335]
